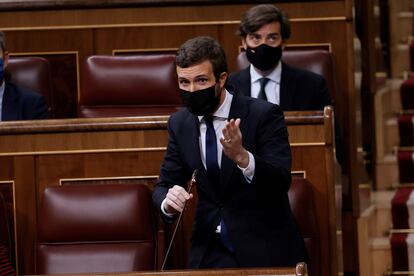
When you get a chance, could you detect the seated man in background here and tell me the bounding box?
[0,31,48,121]
[229,4,344,166]
[228,4,332,110]
[153,36,307,269]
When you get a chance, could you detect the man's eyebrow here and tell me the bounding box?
[178,74,209,80]
[194,74,210,78]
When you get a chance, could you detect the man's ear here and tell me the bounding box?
[3,51,9,68]
[219,72,228,88]
[281,41,286,50]
[241,38,247,50]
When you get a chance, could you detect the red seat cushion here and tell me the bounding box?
[400,77,414,110]
[398,151,414,183]
[399,115,414,147]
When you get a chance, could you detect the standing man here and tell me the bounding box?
[228,4,332,110]
[0,31,48,121]
[153,36,306,269]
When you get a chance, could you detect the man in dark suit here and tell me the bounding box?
[228,5,345,166]
[153,36,306,269]
[228,4,332,111]
[0,31,48,121]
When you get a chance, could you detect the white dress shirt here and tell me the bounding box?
[161,89,256,217]
[197,90,255,180]
[250,62,282,105]
[0,81,5,121]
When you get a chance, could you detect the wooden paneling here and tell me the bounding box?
[23,265,307,276]
[0,1,356,274]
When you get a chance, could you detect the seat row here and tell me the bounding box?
[35,177,317,275]
[7,49,337,119]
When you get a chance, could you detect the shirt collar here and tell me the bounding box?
[250,61,282,84]
[198,89,233,122]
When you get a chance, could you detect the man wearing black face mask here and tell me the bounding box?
[228,4,332,111]
[153,36,307,269]
[229,4,346,169]
[0,31,48,121]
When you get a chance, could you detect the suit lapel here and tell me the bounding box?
[279,62,296,110]
[184,113,205,175]
[236,67,252,97]
[2,84,19,121]
[219,94,249,199]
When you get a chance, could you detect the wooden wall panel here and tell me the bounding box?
[13,156,37,274]
[0,157,14,178]
[292,146,335,276]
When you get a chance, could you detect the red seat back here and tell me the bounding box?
[37,184,159,274]
[78,55,182,117]
[288,178,320,276]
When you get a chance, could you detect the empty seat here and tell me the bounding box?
[390,232,410,272]
[398,114,414,147]
[78,55,182,118]
[0,193,15,276]
[36,184,161,274]
[6,56,54,117]
[400,77,414,110]
[288,178,320,276]
[398,150,414,184]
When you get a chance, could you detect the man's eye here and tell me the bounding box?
[248,34,260,41]
[179,80,189,85]
[267,35,280,42]
[198,79,208,83]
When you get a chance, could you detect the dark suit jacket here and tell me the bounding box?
[1,82,49,121]
[228,64,345,166]
[153,92,306,268]
[227,62,332,110]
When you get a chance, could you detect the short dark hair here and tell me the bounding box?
[0,32,6,53]
[175,36,228,80]
[237,4,291,40]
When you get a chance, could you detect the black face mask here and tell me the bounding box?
[180,83,221,116]
[246,44,282,71]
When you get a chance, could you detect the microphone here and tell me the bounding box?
[161,169,197,271]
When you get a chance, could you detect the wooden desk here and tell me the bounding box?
[26,263,307,276]
[0,108,338,275]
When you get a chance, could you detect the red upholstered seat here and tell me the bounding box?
[78,55,182,118]
[410,41,414,72]
[400,77,414,110]
[288,178,320,276]
[0,193,15,276]
[398,150,414,184]
[36,184,161,274]
[398,114,414,147]
[392,187,413,229]
[235,49,337,102]
[6,56,54,117]
[391,233,409,271]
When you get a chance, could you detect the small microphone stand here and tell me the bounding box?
[161,170,197,271]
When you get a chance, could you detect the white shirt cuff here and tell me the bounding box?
[161,198,175,217]
[238,151,255,183]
